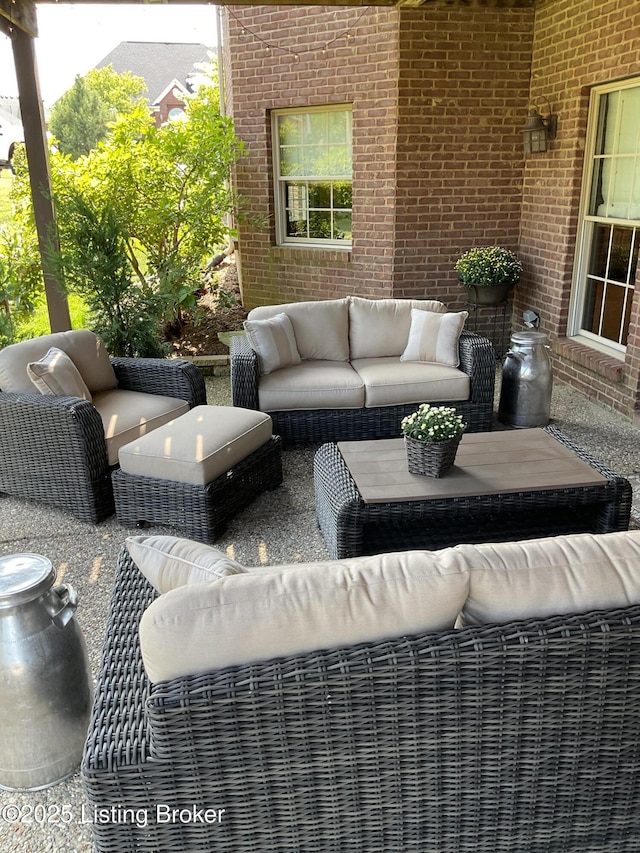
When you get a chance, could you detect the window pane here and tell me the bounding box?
[278,115,302,146]
[309,211,332,239]
[617,87,640,154]
[276,107,352,245]
[334,211,352,240]
[334,182,352,209]
[610,227,633,281]
[588,224,611,278]
[308,183,331,208]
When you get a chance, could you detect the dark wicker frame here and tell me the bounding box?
[82,543,640,853]
[314,426,632,559]
[231,329,496,443]
[111,436,283,542]
[0,358,206,524]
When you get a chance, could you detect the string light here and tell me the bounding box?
[226,7,370,61]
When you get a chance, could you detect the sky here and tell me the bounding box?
[0,3,219,108]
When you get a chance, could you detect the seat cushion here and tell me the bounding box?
[27,347,92,401]
[258,360,365,411]
[93,389,189,466]
[126,535,246,594]
[348,297,447,359]
[117,405,273,485]
[453,530,640,626]
[247,299,350,361]
[351,357,470,408]
[138,548,470,681]
[243,312,302,375]
[0,329,117,394]
[400,309,468,368]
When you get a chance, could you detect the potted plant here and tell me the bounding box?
[454,245,523,306]
[401,404,466,478]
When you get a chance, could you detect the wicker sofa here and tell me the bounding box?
[0,330,206,522]
[83,529,640,853]
[231,296,496,442]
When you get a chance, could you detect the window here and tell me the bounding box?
[570,80,639,354]
[273,105,352,248]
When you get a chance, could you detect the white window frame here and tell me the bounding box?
[272,104,352,249]
[568,77,640,358]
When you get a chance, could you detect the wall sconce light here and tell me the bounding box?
[522,98,557,155]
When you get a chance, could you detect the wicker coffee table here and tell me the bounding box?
[314,425,632,559]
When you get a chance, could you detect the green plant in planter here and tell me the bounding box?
[401,404,466,444]
[454,245,523,287]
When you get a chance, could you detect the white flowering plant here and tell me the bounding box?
[454,245,522,287]
[401,404,466,444]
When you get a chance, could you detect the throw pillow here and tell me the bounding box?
[243,312,302,375]
[126,534,247,594]
[400,309,468,368]
[27,347,92,401]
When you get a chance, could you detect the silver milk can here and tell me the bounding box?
[498,330,553,428]
[0,553,93,790]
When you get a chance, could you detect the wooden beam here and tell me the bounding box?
[0,0,37,37]
[11,24,71,332]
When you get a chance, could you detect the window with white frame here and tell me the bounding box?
[272,105,352,248]
[570,80,639,354]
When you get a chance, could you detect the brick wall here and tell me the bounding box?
[223,4,532,314]
[517,0,640,418]
[394,6,533,310]
[223,5,400,308]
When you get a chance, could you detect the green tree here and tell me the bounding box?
[49,67,146,159]
[0,65,242,354]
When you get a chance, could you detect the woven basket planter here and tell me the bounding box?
[404,434,462,478]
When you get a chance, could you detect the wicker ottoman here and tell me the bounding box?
[112,405,282,542]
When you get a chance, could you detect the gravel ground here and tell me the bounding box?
[0,367,638,853]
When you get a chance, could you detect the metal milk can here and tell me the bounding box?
[0,553,93,790]
[498,330,553,428]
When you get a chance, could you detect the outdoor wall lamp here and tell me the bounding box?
[522,98,557,155]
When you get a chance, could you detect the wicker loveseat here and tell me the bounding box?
[83,529,640,853]
[231,296,496,442]
[0,330,206,522]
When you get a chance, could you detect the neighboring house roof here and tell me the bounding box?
[95,41,210,105]
[0,96,22,124]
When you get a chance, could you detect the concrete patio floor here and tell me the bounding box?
[0,366,638,853]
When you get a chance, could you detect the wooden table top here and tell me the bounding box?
[337,429,607,505]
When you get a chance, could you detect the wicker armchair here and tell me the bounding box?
[0,336,206,523]
[82,543,640,853]
[231,329,496,443]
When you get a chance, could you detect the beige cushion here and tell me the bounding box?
[243,312,301,375]
[247,299,350,361]
[27,347,92,400]
[93,389,189,466]
[454,530,640,626]
[118,405,273,485]
[126,535,246,594]
[0,329,117,394]
[351,357,470,407]
[348,297,447,359]
[401,309,468,368]
[258,360,365,411]
[138,548,469,682]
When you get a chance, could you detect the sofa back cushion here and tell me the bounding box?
[138,548,469,682]
[348,297,447,359]
[247,299,349,362]
[0,330,117,394]
[454,530,640,626]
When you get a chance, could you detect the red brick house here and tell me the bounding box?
[221,0,640,422]
[96,41,210,126]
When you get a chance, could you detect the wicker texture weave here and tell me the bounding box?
[0,358,206,523]
[112,436,283,542]
[83,544,640,852]
[314,426,632,559]
[230,330,496,442]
